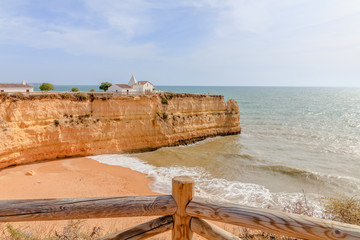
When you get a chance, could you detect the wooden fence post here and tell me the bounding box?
[172,176,194,240]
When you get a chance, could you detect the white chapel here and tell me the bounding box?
[108,75,155,94]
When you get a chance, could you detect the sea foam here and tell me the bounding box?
[89,154,324,216]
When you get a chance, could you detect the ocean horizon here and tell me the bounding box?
[31,84,360,91]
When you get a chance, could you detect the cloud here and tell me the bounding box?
[0,0,160,58]
[0,0,212,58]
[0,0,360,86]
[180,1,360,74]
[82,0,153,39]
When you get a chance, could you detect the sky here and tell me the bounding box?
[0,0,360,86]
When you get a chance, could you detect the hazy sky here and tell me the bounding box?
[0,0,360,86]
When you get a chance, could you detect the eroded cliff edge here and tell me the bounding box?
[0,93,241,169]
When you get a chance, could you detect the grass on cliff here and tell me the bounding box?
[1,197,359,240]
[160,93,174,104]
[0,92,108,102]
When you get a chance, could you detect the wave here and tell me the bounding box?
[252,164,360,192]
[221,152,255,161]
[255,165,316,180]
[176,136,221,147]
[89,154,325,215]
[247,165,360,194]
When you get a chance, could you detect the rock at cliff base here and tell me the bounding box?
[25,170,36,176]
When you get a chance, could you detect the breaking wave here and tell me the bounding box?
[89,154,325,217]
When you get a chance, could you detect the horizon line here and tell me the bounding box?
[32,84,360,88]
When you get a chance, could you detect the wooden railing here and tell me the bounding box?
[1,176,360,240]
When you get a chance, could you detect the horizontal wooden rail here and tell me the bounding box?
[0,195,176,222]
[2,176,360,240]
[190,217,241,240]
[187,199,360,240]
[100,215,173,240]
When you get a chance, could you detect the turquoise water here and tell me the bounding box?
[52,85,360,211]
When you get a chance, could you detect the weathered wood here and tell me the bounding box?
[99,215,173,240]
[187,199,360,240]
[190,217,241,240]
[0,195,176,222]
[172,176,194,240]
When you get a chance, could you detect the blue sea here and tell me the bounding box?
[43,85,360,213]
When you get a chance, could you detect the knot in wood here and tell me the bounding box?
[333,229,345,237]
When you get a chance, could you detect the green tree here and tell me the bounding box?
[71,88,79,92]
[99,82,112,92]
[39,83,55,91]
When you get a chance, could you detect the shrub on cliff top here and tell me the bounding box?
[12,92,24,99]
[75,93,89,101]
[101,95,111,101]
[27,95,41,100]
[39,83,55,91]
[160,92,174,104]
[0,92,9,101]
[165,93,174,100]
[71,88,79,92]
[60,93,72,99]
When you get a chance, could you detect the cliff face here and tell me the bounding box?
[0,93,240,169]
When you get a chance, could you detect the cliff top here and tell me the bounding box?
[0,92,223,102]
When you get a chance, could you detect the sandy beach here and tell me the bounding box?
[0,157,171,239]
[0,157,242,239]
[0,157,155,199]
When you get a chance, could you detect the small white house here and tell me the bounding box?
[133,80,155,94]
[0,80,34,93]
[108,84,135,94]
[108,75,155,94]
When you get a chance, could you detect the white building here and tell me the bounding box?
[0,80,34,93]
[108,75,155,94]
[109,84,135,94]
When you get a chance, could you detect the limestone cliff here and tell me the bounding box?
[0,93,241,169]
